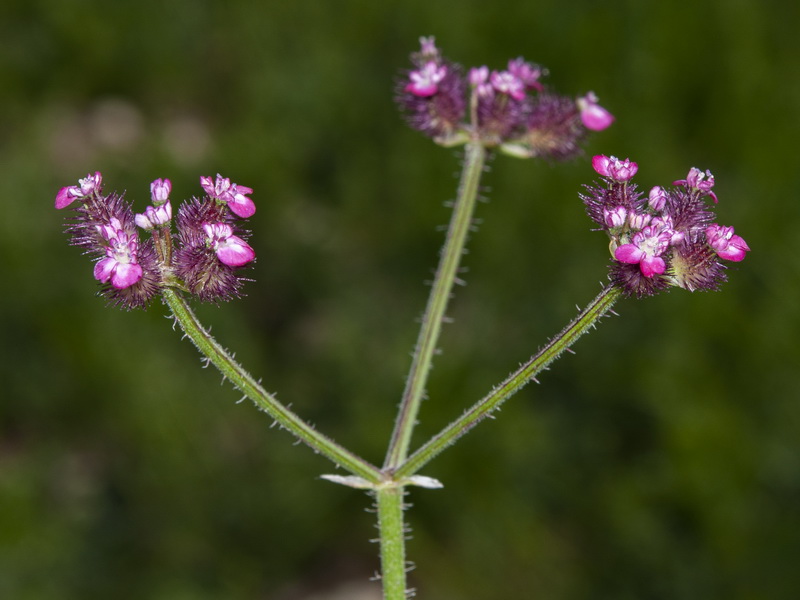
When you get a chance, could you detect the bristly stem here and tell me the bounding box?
[161,287,383,483]
[376,486,408,600]
[384,141,487,470]
[394,284,623,479]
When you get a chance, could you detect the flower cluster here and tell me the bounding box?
[582,156,750,297]
[396,36,614,159]
[56,172,256,308]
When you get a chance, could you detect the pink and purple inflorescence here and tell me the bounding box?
[55,172,257,308]
[396,36,613,159]
[582,156,749,297]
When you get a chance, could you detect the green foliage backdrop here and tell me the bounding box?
[1,0,798,598]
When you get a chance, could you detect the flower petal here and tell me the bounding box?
[615,244,645,265]
[94,257,116,283]
[640,255,666,277]
[216,236,255,267]
[228,194,256,218]
[111,263,143,289]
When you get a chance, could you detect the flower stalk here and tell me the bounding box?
[161,287,383,483]
[395,284,623,479]
[383,141,487,470]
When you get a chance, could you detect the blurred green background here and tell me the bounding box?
[2,0,798,598]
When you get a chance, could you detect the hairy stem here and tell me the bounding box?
[384,142,487,470]
[161,287,382,483]
[376,486,409,600]
[395,284,623,478]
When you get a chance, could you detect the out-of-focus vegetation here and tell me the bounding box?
[2,0,799,598]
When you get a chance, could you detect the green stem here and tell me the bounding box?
[161,287,382,483]
[395,284,623,479]
[376,486,408,600]
[384,142,487,470]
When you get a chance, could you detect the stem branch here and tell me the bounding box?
[395,284,623,478]
[162,287,382,483]
[384,142,487,469]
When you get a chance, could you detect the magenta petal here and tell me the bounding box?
[582,104,614,131]
[200,175,215,196]
[111,263,143,289]
[216,237,255,267]
[717,247,745,262]
[717,235,750,262]
[592,155,611,177]
[228,196,256,218]
[55,186,77,209]
[614,244,645,264]
[94,257,115,283]
[640,255,666,277]
[405,81,437,97]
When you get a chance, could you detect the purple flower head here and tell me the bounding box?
[706,224,750,262]
[576,92,614,131]
[668,243,727,292]
[55,172,103,209]
[93,217,144,289]
[397,51,467,143]
[581,157,749,297]
[504,93,585,160]
[55,171,262,307]
[473,70,529,143]
[592,155,638,182]
[397,40,611,153]
[203,222,256,267]
[173,197,254,302]
[200,174,256,218]
[507,57,544,91]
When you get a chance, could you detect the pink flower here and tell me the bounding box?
[706,224,750,262]
[674,167,718,203]
[592,155,638,182]
[648,186,668,211]
[490,70,526,100]
[603,205,627,229]
[93,218,143,289]
[577,92,614,131]
[652,214,685,246]
[200,174,256,218]
[150,178,171,205]
[55,172,103,209]
[135,202,172,230]
[627,210,652,230]
[419,36,438,57]
[615,225,673,277]
[507,57,544,91]
[405,61,447,97]
[203,222,256,267]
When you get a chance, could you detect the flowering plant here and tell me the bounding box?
[54,37,748,599]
